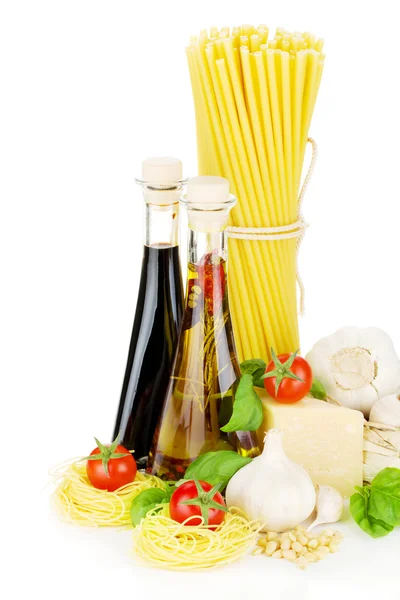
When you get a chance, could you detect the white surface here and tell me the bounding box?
[1,0,400,598]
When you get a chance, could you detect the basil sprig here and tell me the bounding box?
[241,358,267,388]
[219,359,266,433]
[309,379,327,400]
[350,468,400,538]
[367,468,400,527]
[185,450,252,489]
[221,374,263,432]
[130,479,176,526]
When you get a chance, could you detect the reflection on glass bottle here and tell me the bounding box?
[113,158,184,464]
[148,176,261,479]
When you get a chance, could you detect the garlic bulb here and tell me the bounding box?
[369,394,400,427]
[307,485,343,531]
[306,327,400,417]
[225,429,316,532]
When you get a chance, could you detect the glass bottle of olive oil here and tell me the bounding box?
[148,176,261,479]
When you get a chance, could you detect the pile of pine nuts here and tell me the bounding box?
[253,525,343,569]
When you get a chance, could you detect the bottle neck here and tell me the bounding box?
[145,201,179,247]
[187,228,228,266]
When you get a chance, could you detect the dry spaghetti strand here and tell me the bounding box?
[132,508,260,570]
[186,26,325,361]
[51,459,166,528]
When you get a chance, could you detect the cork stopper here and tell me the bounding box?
[136,157,184,205]
[142,157,182,184]
[183,176,236,231]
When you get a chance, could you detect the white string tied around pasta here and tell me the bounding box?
[227,138,318,316]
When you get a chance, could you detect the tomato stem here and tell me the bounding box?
[262,348,305,395]
[82,433,132,478]
[179,479,229,526]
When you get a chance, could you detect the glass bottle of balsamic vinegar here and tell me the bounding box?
[113,158,185,465]
[148,176,261,479]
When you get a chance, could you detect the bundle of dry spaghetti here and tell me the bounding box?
[186,26,325,361]
[51,460,166,528]
[132,509,260,570]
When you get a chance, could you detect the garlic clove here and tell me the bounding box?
[307,485,343,532]
[369,394,400,428]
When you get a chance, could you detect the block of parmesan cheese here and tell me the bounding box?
[259,391,364,497]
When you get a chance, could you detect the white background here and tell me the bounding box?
[1,1,399,599]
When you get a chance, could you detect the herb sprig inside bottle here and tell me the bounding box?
[148,177,261,479]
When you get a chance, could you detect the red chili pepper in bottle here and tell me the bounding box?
[198,251,226,313]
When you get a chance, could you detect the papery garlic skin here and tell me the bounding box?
[369,394,400,427]
[306,327,400,418]
[377,429,400,451]
[363,451,400,483]
[307,485,343,531]
[225,429,316,532]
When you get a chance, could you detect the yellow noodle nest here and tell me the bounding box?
[51,460,166,528]
[132,508,260,570]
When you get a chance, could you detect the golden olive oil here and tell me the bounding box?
[148,254,261,479]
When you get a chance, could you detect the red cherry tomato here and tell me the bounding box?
[264,352,313,404]
[169,480,227,528]
[86,439,137,492]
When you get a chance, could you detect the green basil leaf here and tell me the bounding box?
[310,379,327,400]
[253,378,266,389]
[240,358,266,387]
[130,488,168,526]
[185,450,252,489]
[350,490,394,538]
[221,374,263,432]
[161,480,177,500]
[368,468,400,527]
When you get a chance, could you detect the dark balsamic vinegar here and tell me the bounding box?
[113,244,183,462]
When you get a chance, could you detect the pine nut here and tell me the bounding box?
[295,525,306,534]
[314,546,330,560]
[324,528,334,537]
[292,541,304,553]
[297,534,308,545]
[318,535,329,546]
[265,541,278,556]
[295,556,309,570]
[280,539,291,550]
[282,550,297,562]
[305,552,318,563]
[257,537,267,547]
